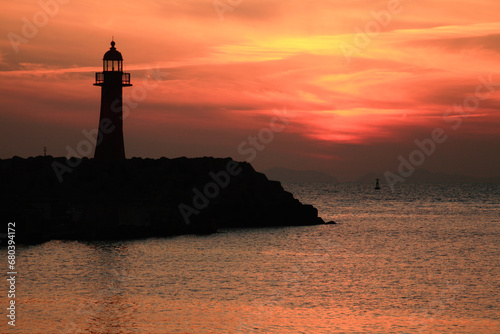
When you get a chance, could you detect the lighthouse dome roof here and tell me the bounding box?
[103,41,123,60]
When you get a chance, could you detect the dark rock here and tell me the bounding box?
[0,156,326,244]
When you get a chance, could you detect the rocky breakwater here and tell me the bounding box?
[0,156,326,243]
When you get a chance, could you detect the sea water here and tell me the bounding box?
[2,183,499,333]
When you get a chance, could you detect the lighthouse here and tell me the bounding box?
[93,40,132,160]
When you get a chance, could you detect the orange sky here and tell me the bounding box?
[1,0,499,180]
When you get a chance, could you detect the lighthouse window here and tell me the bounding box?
[102,60,123,72]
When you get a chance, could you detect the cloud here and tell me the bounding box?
[404,34,500,53]
[1,0,499,179]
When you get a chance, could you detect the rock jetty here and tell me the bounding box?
[0,156,325,243]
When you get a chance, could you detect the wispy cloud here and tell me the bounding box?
[1,0,499,179]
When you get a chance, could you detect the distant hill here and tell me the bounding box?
[356,172,381,184]
[356,169,500,184]
[263,167,338,183]
[484,175,500,183]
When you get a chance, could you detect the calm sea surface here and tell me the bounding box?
[3,183,499,333]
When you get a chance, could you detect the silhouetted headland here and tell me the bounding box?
[0,156,326,244]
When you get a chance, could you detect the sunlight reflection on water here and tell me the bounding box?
[4,183,500,333]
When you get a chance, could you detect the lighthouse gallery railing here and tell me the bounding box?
[94,72,131,85]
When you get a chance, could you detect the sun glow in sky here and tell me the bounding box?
[1,0,499,180]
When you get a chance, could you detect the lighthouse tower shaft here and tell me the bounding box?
[93,41,132,160]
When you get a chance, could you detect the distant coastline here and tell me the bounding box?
[262,167,500,184]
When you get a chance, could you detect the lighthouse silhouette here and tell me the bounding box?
[93,40,132,160]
